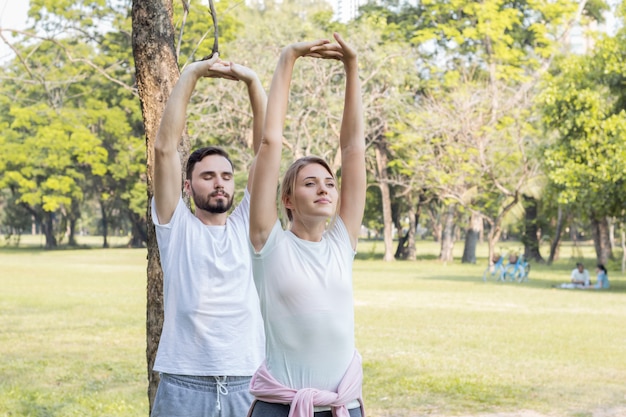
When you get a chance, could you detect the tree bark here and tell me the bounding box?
[99,199,109,249]
[128,210,148,248]
[406,204,417,261]
[462,212,482,264]
[439,203,456,262]
[621,223,626,273]
[131,0,179,411]
[547,205,564,265]
[591,215,613,266]
[394,201,417,261]
[427,202,442,243]
[42,211,57,248]
[374,139,395,262]
[68,216,77,246]
[521,194,544,263]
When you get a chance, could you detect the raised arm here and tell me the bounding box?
[154,55,221,224]
[249,40,332,251]
[227,63,266,191]
[334,33,366,249]
[154,56,265,224]
[205,61,267,191]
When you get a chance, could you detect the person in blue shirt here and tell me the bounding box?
[594,264,610,289]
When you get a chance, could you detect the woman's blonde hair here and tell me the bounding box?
[280,156,338,224]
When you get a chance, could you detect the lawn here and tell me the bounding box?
[1,236,625,416]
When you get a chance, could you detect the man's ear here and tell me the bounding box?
[183,179,191,197]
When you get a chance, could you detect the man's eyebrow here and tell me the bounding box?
[198,170,233,176]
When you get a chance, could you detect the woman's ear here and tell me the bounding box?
[283,195,293,210]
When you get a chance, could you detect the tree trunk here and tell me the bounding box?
[462,212,482,264]
[42,211,57,248]
[427,203,442,243]
[439,203,456,262]
[547,205,564,265]
[484,202,512,268]
[374,139,395,262]
[100,199,109,249]
[620,222,626,274]
[591,215,613,266]
[128,210,148,248]
[521,194,544,263]
[68,216,77,246]
[394,202,417,261]
[132,0,179,411]
[407,205,416,261]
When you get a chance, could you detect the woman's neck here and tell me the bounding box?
[289,219,327,242]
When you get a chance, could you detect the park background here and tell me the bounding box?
[2,0,626,416]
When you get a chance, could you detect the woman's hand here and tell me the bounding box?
[302,33,357,63]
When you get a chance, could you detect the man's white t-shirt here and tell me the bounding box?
[571,268,590,286]
[251,217,356,392]
[151,190,264,376]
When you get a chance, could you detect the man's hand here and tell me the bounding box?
[208,61,259,85]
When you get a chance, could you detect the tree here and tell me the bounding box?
[538,44,626,265]
[0,0,146,248]
[359,0,605,264]
[521,194,545,263]
[131,0,179,409]
[1,27,89,246]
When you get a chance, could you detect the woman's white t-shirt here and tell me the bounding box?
[251,217,356,392]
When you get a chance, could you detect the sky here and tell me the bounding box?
[0,0,30,62]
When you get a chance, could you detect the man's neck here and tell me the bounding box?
[195,209,228,226]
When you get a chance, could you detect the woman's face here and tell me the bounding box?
[285,163,338,222]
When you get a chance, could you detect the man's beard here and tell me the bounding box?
[191,186,233,214]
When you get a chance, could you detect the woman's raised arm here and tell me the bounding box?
[249,40,331,251]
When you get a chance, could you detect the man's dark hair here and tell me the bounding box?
[185,146,234,180]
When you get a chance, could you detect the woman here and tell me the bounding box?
[594,264,610,289]
[248,33,366,417]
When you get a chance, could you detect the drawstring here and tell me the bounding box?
[214,376,229,410]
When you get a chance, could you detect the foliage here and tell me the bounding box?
[538,35,626,220]
[356,0,593,261]
[0,0,145,247]
[0,0,620,258]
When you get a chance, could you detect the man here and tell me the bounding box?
[150,54,266,417]
[570,262,590,287]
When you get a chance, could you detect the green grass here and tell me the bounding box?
[0,247,148,417]
[1,237,625,416]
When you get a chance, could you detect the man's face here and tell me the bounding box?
[577,265,584,273]
[185,154,235,214]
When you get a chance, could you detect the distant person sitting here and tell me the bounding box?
[570,262,590,287]
[555,263,590,289]
[594,264,610,289]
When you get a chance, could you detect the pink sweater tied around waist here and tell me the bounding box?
[248,350,364,417]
